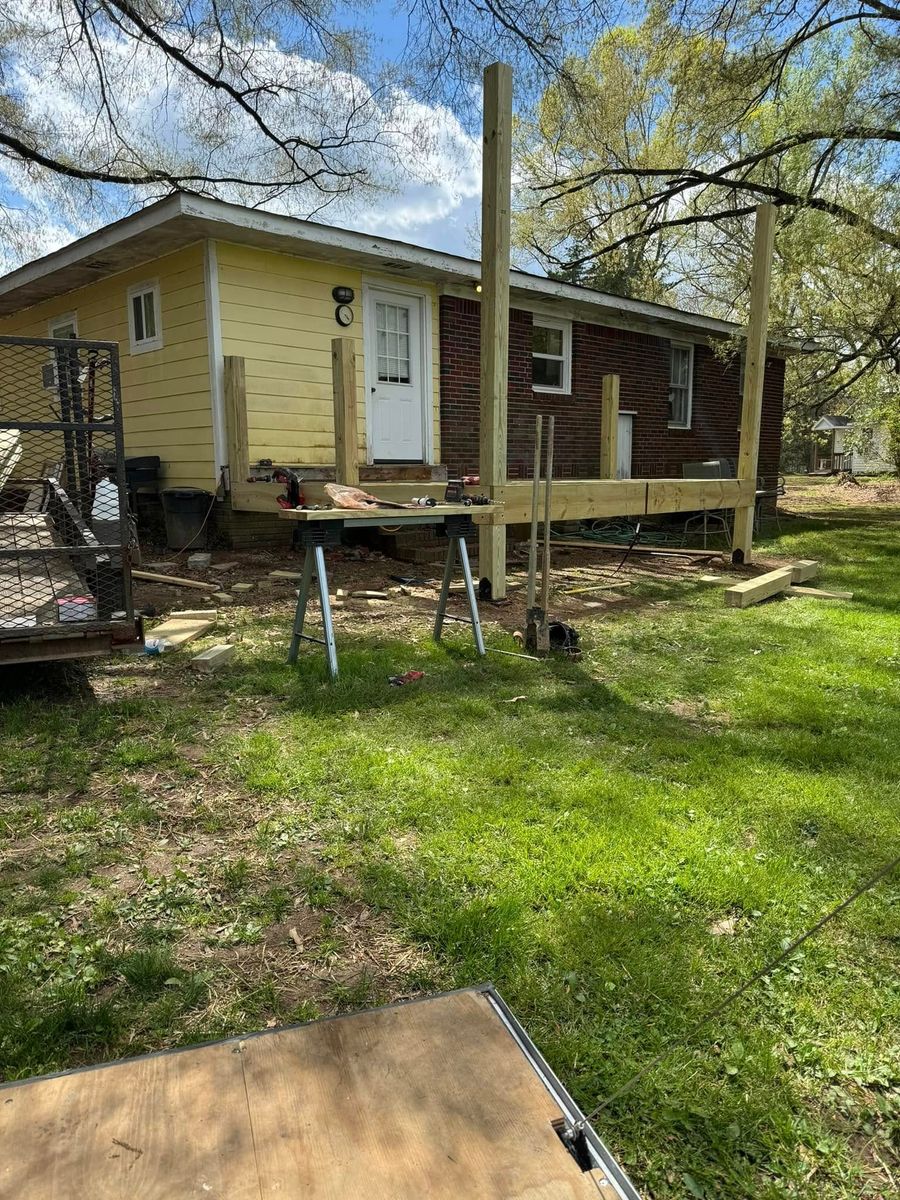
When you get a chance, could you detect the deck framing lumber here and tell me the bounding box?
[477,62,513,597]
[332,336,359,486]
[733,203,777,564]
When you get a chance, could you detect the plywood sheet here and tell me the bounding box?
[0,1041,260,1200]
[0,991,619,1199]
[0,512,83,630]
[241,989,603,1199]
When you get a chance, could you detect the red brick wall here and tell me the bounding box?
[439,295,784,484]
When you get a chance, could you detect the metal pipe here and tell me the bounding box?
[526,414,542,612]
[540,415,555,615]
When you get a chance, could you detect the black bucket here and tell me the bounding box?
[161,488,213,551]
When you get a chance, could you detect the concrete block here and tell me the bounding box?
[187,552,212,570]
[231,582,255,593]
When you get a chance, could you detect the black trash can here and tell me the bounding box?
[161,488,213,551]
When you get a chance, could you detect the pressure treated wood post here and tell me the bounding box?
[599,374,620,479]
[478,62,513,597]
[732,203,777,563]
[224,355,249,487]
[332,337,359,485]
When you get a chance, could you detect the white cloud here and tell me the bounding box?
[0,7,483,270]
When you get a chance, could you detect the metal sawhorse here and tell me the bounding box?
[283,509,488,681]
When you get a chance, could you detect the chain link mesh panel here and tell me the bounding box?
[0,336,135,640]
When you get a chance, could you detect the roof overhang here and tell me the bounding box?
[0,193,797,352]
[812,415,852,431]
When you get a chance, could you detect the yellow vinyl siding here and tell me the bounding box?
[0,244,214,489]
[215,241,441,466]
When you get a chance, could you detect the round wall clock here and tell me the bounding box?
[335,304,354,327]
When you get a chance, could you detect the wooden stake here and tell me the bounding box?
[599,374,620,479]
[733,203,777,564]
[478,62,513,597]
[526,414,542,612]
[539,415,555,650]
[332,337,359,486]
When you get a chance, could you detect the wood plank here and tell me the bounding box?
[724,566,794,608]
[0,1041,260,1200]
[149,614,215,646]
[478,62,513,596]
[241,990,604,1199]
[599,375,619,479]
[224,355,250,486]
[790,560,819,583]
[0,990,627,1200]
[646,478,753,515]
[491,480,647,523]
[549,539,715,559]
[277,503,501,521]
[331,336,360,485]
[787,585,853,600]
[132,570,211,590]
[732,203,777,563]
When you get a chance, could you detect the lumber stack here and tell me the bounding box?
[723,561,845,609]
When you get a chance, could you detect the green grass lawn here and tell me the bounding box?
[1,489,898,1198]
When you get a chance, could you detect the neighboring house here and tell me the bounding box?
[0,194,788,544]
[811,415,896,475]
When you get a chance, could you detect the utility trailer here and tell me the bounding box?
[0,335,142,665]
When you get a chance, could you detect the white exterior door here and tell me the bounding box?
[617,413,634,479]
[365,287,427,462]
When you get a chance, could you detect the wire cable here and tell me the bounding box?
[577,850,900,1128]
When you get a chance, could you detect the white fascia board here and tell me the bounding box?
[0,194,187,301]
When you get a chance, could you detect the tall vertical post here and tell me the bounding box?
[332,337,359,485]
[478,61,513,597]
[599,374,620,479]
[224,355,249,488]
[732,203,777,563]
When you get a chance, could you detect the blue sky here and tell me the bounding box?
[0,1,487,270]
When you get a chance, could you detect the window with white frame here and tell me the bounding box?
[42,314,79,388]
[127,281,162,353]
[668,342,694,428]
[532,317,571,393]
[49,313,77,339]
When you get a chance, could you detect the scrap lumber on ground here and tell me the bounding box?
[549,539,717,559]
[787,586,853,600]
[192,644,236,671]
[133,569,209,591]
[150,610,216,647]
[725,567,795,609]
[790,560,819,583]
[725,560,824,609]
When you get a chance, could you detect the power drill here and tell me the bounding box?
[272,467,305,509]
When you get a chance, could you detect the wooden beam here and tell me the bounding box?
[132,570,211,591]
[599,375,620,479]
[478,62,513,597]
[646,478,754,515]
[790,559,819,583]
[224,356,249,488]
[331,337,359,486]
[787,585,852,600]
[732,203,777,564]
[724,566,794,608]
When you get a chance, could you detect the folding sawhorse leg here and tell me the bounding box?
[287,522,342,680]
[433,515,486,657]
